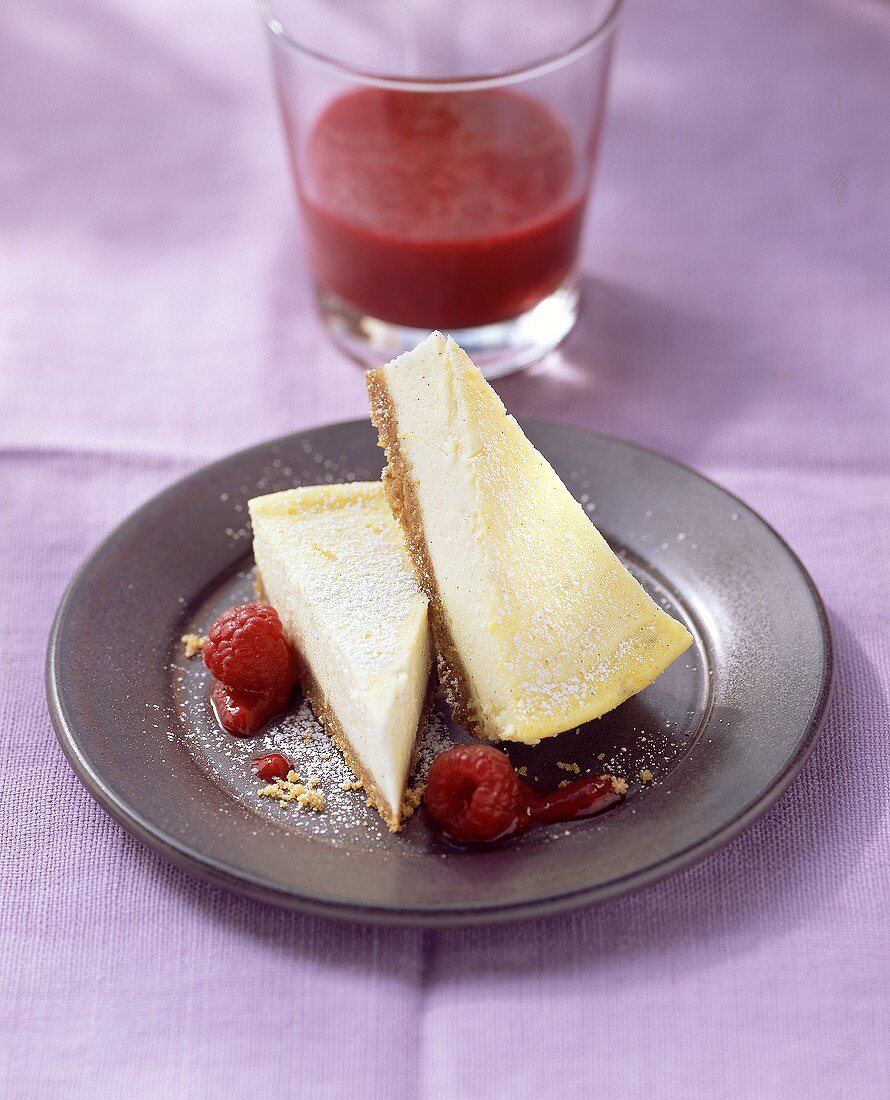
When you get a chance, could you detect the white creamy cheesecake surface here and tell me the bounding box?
[248,483,432,830]
[367,332,693,745]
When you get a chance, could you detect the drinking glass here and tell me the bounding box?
[260,0,621,377]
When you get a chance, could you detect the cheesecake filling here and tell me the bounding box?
[249,486,431,825]
[371,332,694,744]
[381,335,513,737]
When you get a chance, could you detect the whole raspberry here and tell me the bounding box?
[425,744,522,843]
[203,604,295,693]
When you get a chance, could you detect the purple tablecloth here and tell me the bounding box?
[3,0,889,1095]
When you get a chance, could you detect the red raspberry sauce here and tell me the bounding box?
[521,774,623,827]
[251,753,292,782]
[211,681,294,738]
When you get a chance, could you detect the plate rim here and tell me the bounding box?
[45,418,835,927]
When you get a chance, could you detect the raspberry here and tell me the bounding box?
[424,745,522,843]
[203,604,296,693]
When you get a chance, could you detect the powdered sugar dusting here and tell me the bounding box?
[252,486,427,688]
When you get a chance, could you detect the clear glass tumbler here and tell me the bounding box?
[260,0,621,377]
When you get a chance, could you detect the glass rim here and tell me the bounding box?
[258,0,623,91]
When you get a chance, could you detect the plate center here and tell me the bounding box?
[170,549,711,853]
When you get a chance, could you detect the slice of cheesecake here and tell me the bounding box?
[248,483,433,830]
[367,332,693,745]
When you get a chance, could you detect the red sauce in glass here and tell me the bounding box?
[296,87,587,329]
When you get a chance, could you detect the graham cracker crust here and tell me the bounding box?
[302,666,435,832]
[256,571,434,831]
[366,368,487,741]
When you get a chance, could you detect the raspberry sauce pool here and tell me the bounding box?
[296,88,587,329]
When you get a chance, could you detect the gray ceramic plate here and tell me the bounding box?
[46,420,833,926]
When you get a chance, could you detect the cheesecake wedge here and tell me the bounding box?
[367,332,693,745]
[248,483,433,830]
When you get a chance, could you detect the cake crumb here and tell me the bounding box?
[180,633,206,659]
[639,769,654,784]
[557,761,581,774]
[558,779,571,789]
[515,766,528,778]
[597,753,606,761]
[340,779,364,793]
[611,776,629,796]
[400,785,424,820]
[259,772,326,813]
[301,789,325,811]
